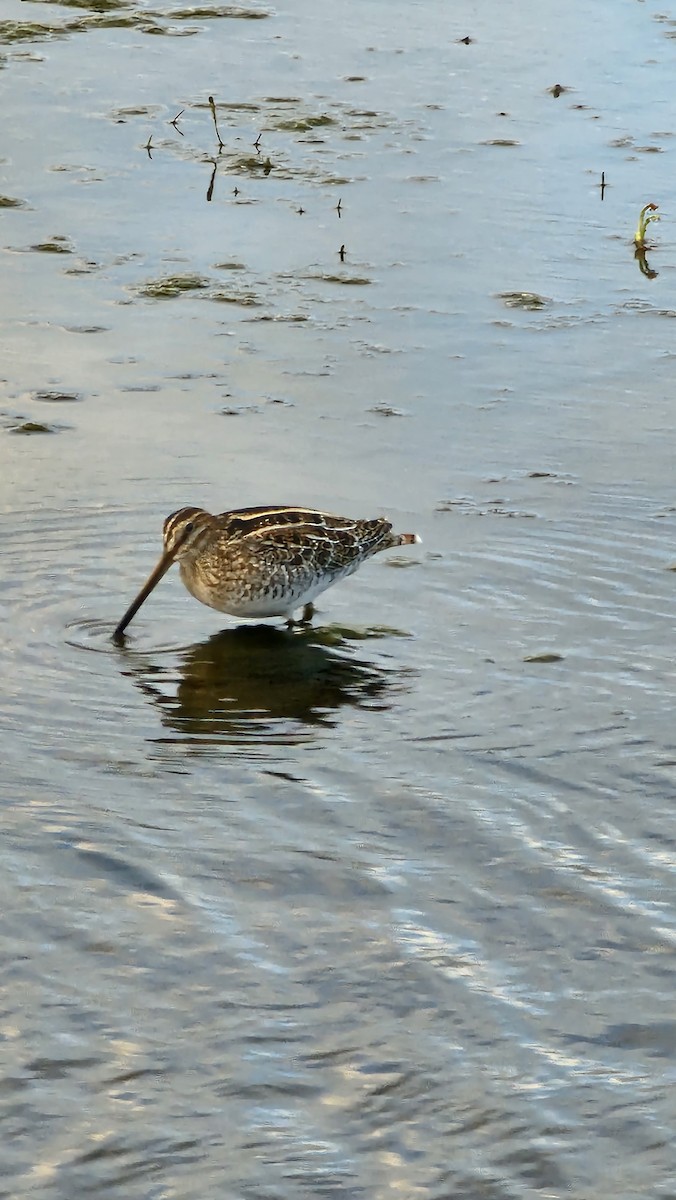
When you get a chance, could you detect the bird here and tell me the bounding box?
[113,504,421,642]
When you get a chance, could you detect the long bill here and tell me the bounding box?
[112,548,176,644]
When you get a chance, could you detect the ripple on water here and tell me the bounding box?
[0,503,412,771]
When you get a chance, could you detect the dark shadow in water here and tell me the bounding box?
[122,623,406,752]
[635,245,658,280]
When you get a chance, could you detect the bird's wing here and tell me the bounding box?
[227,511,393,571]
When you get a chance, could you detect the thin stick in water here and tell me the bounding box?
[208,95,225,150]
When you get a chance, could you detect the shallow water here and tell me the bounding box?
[3,0,676,1196]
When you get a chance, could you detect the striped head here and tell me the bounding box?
[112,506,215,642]
[162,507,215,561]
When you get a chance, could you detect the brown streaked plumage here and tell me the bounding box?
[113,505,421,642]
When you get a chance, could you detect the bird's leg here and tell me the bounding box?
[286,602,315,630]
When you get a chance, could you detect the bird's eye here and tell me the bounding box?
[185,521,194,534]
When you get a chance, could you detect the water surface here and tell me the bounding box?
[2,0,676,1196]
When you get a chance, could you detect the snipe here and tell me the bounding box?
[113,505,421,642]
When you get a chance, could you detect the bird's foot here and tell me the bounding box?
[286,602,315,629]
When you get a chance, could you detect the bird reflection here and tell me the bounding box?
[124,624,403,751]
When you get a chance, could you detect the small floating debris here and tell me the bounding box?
[31,389,82,403]
[8,420,65,435]
[326,273,370,285]
[30,236,74,254]
[213,260,246,271]
[548,83,570,98]
[218,404,259,416]
[0,19,66,43]
[436,497,537,518]
[64,325,108,334]
[526,470,573,485]
[271,115,335,132]
[169,6,271,17]
[137,273,210,298]
[524,652,564,663]
[368,403,406,417]
[209,288,262,306]
[482,138,520,147]
[385,556,420,568]
[498,291,549,310]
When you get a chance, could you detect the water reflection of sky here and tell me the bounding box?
[3,0,676,509]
